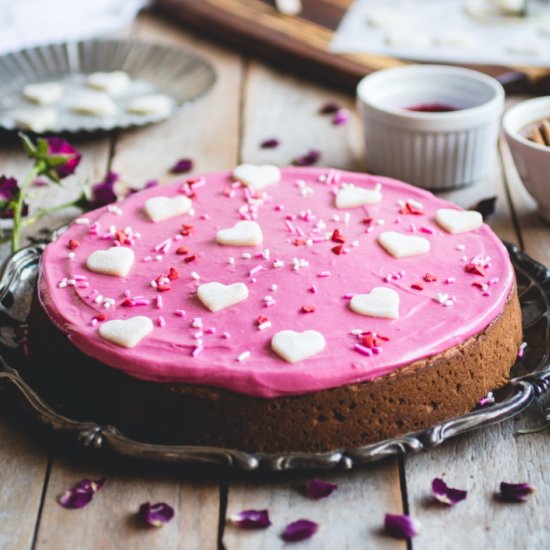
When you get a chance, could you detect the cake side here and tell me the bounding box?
[27,283,521,453]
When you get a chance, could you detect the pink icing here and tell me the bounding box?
[38,167,514,398]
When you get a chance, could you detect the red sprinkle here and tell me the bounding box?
[424,272,438,282]
[257,314,269,325]
[68,239,80,250]
[94,312,106,321]
[411,283,424,291]
[399,201,424,215]
[115,230,127,244]
[168,267,180,280]
[121,298,133,306]
[181,224,194,236]
[184,254,197,263]
[331,228,346,243]
[301,305,316,313]
[176,246,189,255]
[361,332,389,348]
[157,285,171,292]
[465,263,486,276]
[362,217,373,225]
[472,281,485,289]
[331,244,345,255]
[293,238,306,246]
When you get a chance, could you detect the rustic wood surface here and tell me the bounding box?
[0,10,548,550]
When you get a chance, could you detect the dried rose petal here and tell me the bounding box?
[138,502,174,527]
[305,479,338,500]
[499,482,535,502]
[230,509,272,529]
[58,477,105,509]
[293,149,321,167]
[333,109,350,126]
[260,138,280,149]
[384,513,421,539]
[170,158,194,174]
[91,171,119,208]
[282,519,319,542]
[432,478,467,505]
[127,179,159,195]
[319,101,340,114]
[469,196,497,219]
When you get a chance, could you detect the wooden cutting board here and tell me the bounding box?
[154,0,550,94]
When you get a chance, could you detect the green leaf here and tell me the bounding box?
[18,132,36,158]
[44,169,60,184]
[46,154,72,168]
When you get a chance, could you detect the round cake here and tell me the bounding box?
[29,166,522,452]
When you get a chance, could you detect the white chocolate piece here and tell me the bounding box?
[335,184,382,208]
[197,282,249,312]
[15,108,57,132]
[378,231,430,258]
[144,196,192,222]
[216,221,263,246]
[22,82,62,105]
[271,330,326,363]
[86,71,130,96]
[349,287,400,319]
[126,94,173,116]
[70,92,117,116]
[233,164,281,191]
[86,246,135,277]
[99,316,153,348]
[435,208,483,234]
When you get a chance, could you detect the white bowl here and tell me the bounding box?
[357,65,505,190]
[503,96,550,223]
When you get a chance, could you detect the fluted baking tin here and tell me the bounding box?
[357,65,504,190]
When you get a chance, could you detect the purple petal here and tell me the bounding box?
[170,158,194,174]
[230,509,271,529]
[432,478,467,505]
[138,502,175,527]
[127,179,159,195]
[91,171,119,208]
[57,477,105,509]
[293,149,321,167]
[45,137,81,178]
[0,176,19,202]
[319,101,340,114]
[282,519,319,542]
[384,514,421,539]
[332,109,350,126]
[499,482,536,502]
[469,196,497,219]
[305,479,338,500]
[260,138,280,149]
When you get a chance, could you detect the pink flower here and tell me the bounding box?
[45,137,81,179]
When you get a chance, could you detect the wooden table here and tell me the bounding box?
[0,10,548,550]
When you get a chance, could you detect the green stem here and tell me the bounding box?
[21,200,80,227]
[11,165,39,253]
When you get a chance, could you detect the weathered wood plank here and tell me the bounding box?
[34,11,244,549]
[223,59,404,549]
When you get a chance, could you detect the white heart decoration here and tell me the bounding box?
[86,71,130,96]
[99,316,153,348]
[144,195,192,223]
[349,287,400,319]
[335,184,382,209]
[271,330,326,364]
[22,82,63,105]
[435,208,483,234]
[86,246,135,277]
[233,164,281,191]
[378,231,430,258]
[216,221,263,246]
[197,282,249,312]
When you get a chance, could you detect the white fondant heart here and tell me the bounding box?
[216,221,263,246]
[197,282,249,312]
[271,330,326,363]
[350,287,400,319]
[86,71,130,96]
[70,92,117,116]
[335,184,382,209]
[378,231,430,258]
[435,208,483,234]
[99,316,153,348]
[233,164,280,191]
[22,82,63,105]
[144,196,192,222]
[86,247,135,277]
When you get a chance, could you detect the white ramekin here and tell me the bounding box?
[357,65,505,190]
[503,97,550,223]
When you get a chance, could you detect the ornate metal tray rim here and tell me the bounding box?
[0,241,548,471]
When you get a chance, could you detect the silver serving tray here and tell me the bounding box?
[0,39,216,134]
[0,242,548,471]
